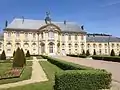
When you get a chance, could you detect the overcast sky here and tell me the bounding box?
[0,0,120,36]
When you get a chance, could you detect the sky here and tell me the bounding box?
[0,0,120,36]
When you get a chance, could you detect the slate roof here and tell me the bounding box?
[87,35,120,42]
[6,18,86,33]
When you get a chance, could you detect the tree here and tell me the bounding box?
[82,50,85,55]
[13,47,25,67]
[110,49,115,56]
[1,50,6,60]
[26,50,30,57]
[86,50,90,56]
[21,48,26,65]
[119,52,120,56]
[13,50,15,57]
[93,49,96,55]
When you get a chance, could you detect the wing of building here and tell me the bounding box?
[1,16,120,56]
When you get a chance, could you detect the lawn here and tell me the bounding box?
[4,61,62,90]
[0,61,32,85]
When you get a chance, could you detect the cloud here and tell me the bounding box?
[101,1,120,7]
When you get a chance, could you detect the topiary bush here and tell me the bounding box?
[82,50,85,55]
[26,50,30,57]
[86,49,90,56]
[1,50,6,60]
[110,49,115,56]
[13,50,15,57]
[93,49,96,55]
[55,70,111,90]
[13,47,25,67]
[21,49,26,65]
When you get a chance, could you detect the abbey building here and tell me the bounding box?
[0,15,120,56]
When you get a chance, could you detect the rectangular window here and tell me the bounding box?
[81,35,84,40]
[75,35,77,40]
[105,49,107,53]
[33,33,36,38]
[25,33,28,38]
[16,32,20,37]
[8,33,11,37]
[62,34,64,40]
[68,35,71,40]
[49,31,54,39]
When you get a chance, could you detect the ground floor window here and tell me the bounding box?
[49,44,53,53]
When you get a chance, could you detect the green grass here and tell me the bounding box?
[0,61,32,85]
[4,61,62,90]
[26,57,33,60]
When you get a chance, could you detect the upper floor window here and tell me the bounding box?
[33,33,36,38]
[25,33,28,38]
[62,43,65,48]
[87,44,90,48]
[75,44,78,48]
[93,44,96,48]
[41,32,43,39]
[112,44,114,48]
[49,31,54,39]
[68,35,71,40]
[105,44,107,48]
[75,35,77,40]
[117,44,119,48]
[8,32,11,37]
[99,44,102,48]
[16,32,20,37]
[68,44,72,48]
[62,34,64,40]
[81,35,84,40]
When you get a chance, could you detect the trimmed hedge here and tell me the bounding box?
[67,54,87,58]
[41,55,93,70]
[55,70,111,90]
[92,55,120,62]
[41,55,112,90]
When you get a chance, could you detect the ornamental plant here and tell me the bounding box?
[110,49,115,56]
[1,50,6,60]
[26,50,30,57]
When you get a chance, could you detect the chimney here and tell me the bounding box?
[64,20,66,25]
[5,20,8,28]
[22,16,24,24]
[81,25,84,30]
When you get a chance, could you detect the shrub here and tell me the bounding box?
[67,54,87,58]
[13,50,15,57]
[13,48,25,67]
[93,49,96,55]
[92,55,120,62]
[21,49,26,65]
[1,50,6,60]
[26,50,30,57]
[110,49,115,56]
[41,55,93,70]
[42,55,111,90]
[55,70,111,90]
[82,50,85,55]
[86,49,90,56]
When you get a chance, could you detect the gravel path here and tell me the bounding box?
[56,56,120,90]
[0,57,48,89]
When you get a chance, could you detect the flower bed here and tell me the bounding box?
[0,68,23,80]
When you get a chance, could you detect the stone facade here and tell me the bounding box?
[0,17,120,56]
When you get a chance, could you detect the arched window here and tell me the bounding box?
[6,42,12,48]
[99,44,102,48]
[23,43,29,48]
[117,44,119,48]
[62,43,65,48]
[112,44,114,48]
[93,44,96,48]
[49,42,54,53]
[87,44,90,48]
[81,43,84,48]
[15,43,20,48]
[104,44,107,48]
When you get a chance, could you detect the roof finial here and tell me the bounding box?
[45,11,51,24]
